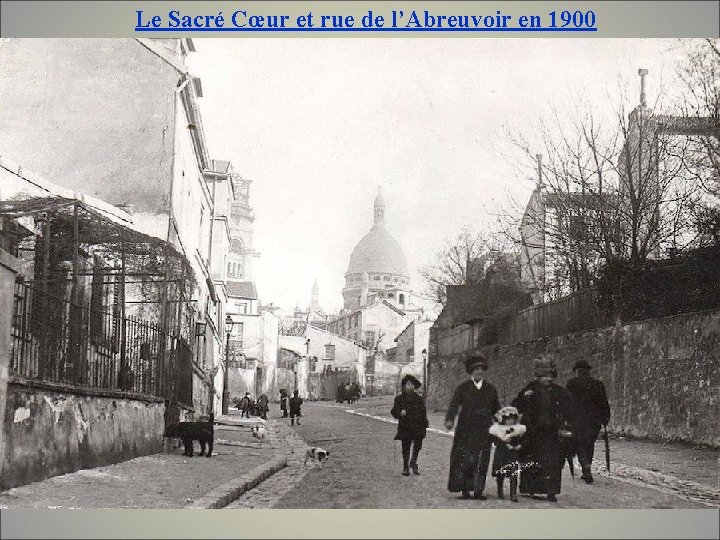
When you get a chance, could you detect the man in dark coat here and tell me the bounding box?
[445,352,501,500]
[512,357,573,503]
[391,374,428,476]
[289,389,303,426]
[566,360,610,484]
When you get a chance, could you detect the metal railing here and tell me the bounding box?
[11,281,193,407]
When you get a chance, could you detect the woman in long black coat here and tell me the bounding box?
[512,357,573,502]
[391,374,428,476]
[445,352,501,500]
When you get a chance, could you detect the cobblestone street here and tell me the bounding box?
[228,399,716,509]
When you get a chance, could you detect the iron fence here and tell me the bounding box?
[11,280,193,407]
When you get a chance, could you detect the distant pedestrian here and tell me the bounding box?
[445,352,501,500]
[289,389,303,426]
[391,374,428,476]
[512,357,573,503]
[257,394,269,420]
[240,392,253,418]
[565,360,610,484]
[279,389,289,418]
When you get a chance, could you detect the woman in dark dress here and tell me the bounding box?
[445,352,501,500]
[279,389,289,418]
[391,374,428,476]
[512,357,573,503]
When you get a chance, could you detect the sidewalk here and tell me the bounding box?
[0,412,284,509]
[353,395,719,504]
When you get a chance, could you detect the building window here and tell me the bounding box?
[238,303,247,314]
[388,293,395,298]
[399,294,405,305]
[383,275,390,281]
[325,344,335,360]
[373,275,380,281]
[394,277,398,282]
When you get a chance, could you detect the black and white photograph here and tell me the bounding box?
[0,36,718,511]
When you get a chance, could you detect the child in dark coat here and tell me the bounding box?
[391,374,428,476]
[489,406,527,502]
[289,390,303,425]
[239,393,253,418]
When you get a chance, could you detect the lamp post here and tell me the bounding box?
[222,314,234,415]
[421,349,428,402]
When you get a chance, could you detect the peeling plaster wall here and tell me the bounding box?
[2,384,165,489]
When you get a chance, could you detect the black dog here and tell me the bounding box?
[164,413,214,457]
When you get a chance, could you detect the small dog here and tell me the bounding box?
[251,424,267,440]
[304,447,330,467]
[164,413,214,458]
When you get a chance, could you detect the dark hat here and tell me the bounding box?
[464,351,489,374]
[533,357,557,378]
[401,374,422,389]
[573,360,592,371]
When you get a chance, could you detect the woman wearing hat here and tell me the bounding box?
[566,360,610,484]
[511,357,572,502]
[391,374,429,476]
[444,352,501,500]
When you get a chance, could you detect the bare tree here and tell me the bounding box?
[500,66,717,301]
[419,227,507,306]
[673,39,720,245]
[364,328,385,354]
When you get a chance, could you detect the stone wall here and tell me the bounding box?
[427,309,720,447]
[2,381,165,489]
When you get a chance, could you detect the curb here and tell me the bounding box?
[346,409,454,437]
[184,455,288,509]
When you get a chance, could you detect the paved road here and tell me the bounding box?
[228,401,707,509]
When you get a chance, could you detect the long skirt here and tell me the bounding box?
[492,444,520,478]
[519,429,564,495]
[448,433,491,494]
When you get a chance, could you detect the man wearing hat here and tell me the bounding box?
[566,360,610,484]
[444,351,501,500]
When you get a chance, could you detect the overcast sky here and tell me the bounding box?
[187,38,688,314]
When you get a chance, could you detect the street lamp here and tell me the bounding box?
[421,349,428,402]
[222,314,234,415]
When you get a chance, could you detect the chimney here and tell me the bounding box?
[638,68,649,108]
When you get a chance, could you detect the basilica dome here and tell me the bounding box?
[347,190,408,276]
[347,226,408,276]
